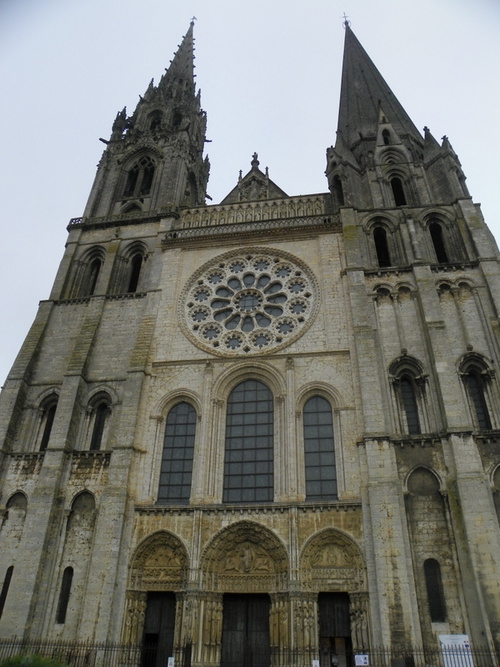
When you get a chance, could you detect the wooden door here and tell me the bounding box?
[221,594,270,667]
[142,592,176,667]
[318,593,353,667]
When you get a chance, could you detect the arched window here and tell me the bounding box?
[89,258,101,294]
[68,247,107,298]
[390,356,428,435]
[424,559,446,622]
[0,566,14,620]
[463,366,492,430]
[6,492,27,512]
[400,375,421,435]
[429,222,449,263]
[39,398,58,451]
[123,156,156,198]
[303,396,337,500]
[390,177,407,206]
[223,380,273,503]
[127,253,143,293]
[382,129,391,145]
[157,402,196,505]
[373,226,391,267]
[332,175,345,207]
[56,567,73,624]
[88,397,111,451]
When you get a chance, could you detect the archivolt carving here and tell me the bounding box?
[201,521,288,592]
[129,530,188,591]
[300,529,365,591]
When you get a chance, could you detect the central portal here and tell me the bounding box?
[319,593,353,667]
[221,594,271,667]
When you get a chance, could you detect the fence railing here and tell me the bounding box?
[0,640,497,667]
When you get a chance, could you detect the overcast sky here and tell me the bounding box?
[1,0,499,385]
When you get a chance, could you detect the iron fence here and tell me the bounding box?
[0,640,498,667]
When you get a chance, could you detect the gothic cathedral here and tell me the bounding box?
[1,21,500,667]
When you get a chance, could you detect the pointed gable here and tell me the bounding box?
[220,153,289,204]
[337,25,422,151]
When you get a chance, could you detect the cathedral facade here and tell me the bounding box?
[1,21,500,667]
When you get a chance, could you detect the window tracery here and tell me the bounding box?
[123,156,156,198]
[180,249,319,356]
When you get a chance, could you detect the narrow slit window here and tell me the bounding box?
[465,370,492,430]
[430,223,449,263]
[374,227,391,267]
[87,258,102,296]
[424,559,446,622]
[90,402,109,451]
[333,175,345,206]
[39,402,57,451]
[127,254,143,293]
[400,376,421,435]
[391,177,407,206]
[0,566,14,619]
[56,567,73,624]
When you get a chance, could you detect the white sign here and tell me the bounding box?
[355,655,369,666]
[167,657,175,667]
[312,660,320,667]
[439,634,473,667]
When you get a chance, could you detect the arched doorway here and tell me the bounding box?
[125,531,189,667]
[200,521,289,667]
[300,529,369,667]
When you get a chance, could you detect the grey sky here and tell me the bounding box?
[1,0,499,385]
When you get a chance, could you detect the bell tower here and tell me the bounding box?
[83,20,209,220]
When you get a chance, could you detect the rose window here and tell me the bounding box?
[180,249,319,355]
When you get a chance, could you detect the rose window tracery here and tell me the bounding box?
[180,249,319,355]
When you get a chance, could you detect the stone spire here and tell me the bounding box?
[83,20,209,218]
[336,24,422,151]
[157,20,196,96]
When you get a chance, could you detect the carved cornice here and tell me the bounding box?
[163,215,339,247]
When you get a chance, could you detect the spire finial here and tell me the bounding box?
[190,16,197,25]
[251,152,260,169]
[342,13,351,28]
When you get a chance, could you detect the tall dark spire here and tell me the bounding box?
[158,20,196,94]
[336,25,422,150]
[83,21,209,218]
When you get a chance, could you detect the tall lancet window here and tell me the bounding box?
[429,222,449,263]
[390,177,407,206]
[223,380,274,503]
[303,396,337,500]
[373,226,391,267]
[464,368,492,430]
[400,375,421,435]
[157,402,196,505]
